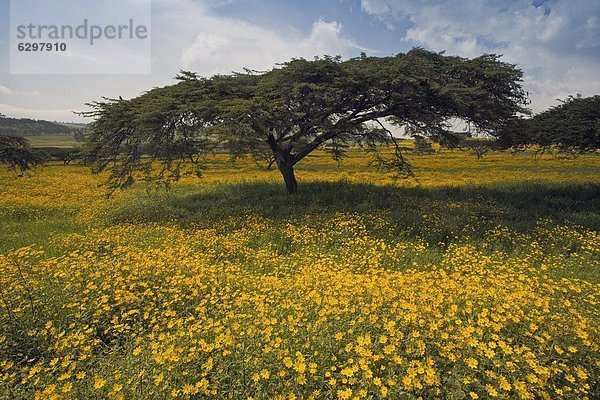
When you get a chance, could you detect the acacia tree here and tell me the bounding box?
[83,49,528,194]
[460,138,502,159]
[0,135,44,174]
[499,94,600,152]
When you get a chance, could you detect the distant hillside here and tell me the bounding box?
[0,116,87,137]
[60,122,89,130]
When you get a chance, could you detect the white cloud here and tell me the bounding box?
[0,85,13,95]
[181,19,360,74]
[361,0,600,112]
[151,0,361,75]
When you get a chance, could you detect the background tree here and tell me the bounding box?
[412,135,436,155]
[73,131,86,143]
[0,135,44,174]
[460,138,501,159]
[499,94,600,152]
[84,49,528,194]
[35,147,82,165]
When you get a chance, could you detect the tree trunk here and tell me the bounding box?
[266,134,298,194]
[278,162,298,194]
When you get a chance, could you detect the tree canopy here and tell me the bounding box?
[83,48,528,193]
[499,94,600,152]
[0,135,44,174]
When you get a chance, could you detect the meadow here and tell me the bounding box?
[0,149,598,399]
[24,135,79,149]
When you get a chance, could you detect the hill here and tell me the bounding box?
[0,115,87,137]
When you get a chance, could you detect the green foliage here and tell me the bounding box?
[0,136,44,174]
[82,77,228,192]
[460,138,502,159]
[83,49,528,193]
[413,135,436,155]
[73,131,85,143]
[500,94,600,151]
[323,136,351,167]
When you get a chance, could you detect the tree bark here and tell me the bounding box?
[278,161,298,194]
[266,134,298,194]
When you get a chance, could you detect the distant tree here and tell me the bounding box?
[73,131,85,142]
[433,131,467,150]
[0,135,44,174]
[500,94,600,152]
[35,147,82,165]
[412,135,436,155]
[83,49,528,194]
[460,138,501,159]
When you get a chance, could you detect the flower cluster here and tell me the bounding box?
[0,217,597,399]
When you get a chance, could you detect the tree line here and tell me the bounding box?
[0,115,85,137]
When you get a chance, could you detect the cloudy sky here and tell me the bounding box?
[0,0,599,122]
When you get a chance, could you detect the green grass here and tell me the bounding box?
[5,176,597,281]
[0,209,84,254]
[25,135,78,148]
[101,180,600,232]
[94,180,599,282]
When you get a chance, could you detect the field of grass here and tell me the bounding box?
[0,150,598,399]
[25,135,79,149]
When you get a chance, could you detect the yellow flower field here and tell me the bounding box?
[0,150,598,399]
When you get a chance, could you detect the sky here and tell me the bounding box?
[0,0,599,122]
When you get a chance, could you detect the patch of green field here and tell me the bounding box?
[25,134,78,148]
[97,180,599,281]
[0,209,84,254]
